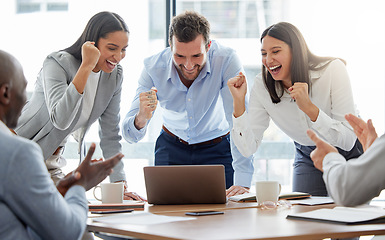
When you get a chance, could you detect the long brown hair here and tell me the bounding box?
[261,22,345,103]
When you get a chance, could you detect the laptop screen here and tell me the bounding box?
[144,165,227,205]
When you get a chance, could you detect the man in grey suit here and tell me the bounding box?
[0,49,122,239]
[307,113,381,207]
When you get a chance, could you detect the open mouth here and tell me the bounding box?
[106,59,117,69]
[182,65,198,74]
[269,65,282,74]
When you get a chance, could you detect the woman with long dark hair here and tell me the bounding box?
[15,11,144,200]
[228,22,362,196]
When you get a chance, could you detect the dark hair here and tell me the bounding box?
[260,22,345,103]
[169,11,210,49]
[63,11,129,60]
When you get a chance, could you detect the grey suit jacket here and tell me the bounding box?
[15,51,125,182]
[0,125,88,240]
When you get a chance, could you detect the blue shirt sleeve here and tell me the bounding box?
[122,67,153,143]
[219,50,254,187]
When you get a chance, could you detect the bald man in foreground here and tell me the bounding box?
[307,113,382,207]
[0,49,123,239]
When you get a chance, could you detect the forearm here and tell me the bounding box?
[60,186,88,238]
[122,114,147,143]
[310,110,357,151]
[324,135,385,206]
[42,56,83,130]
[232,98,246,118]
[109,161,126,182]
[303,103,319,122]
[71,63,94,94]
[231,137,254,187]
[231,113,261,158]
[134,113,149,130]
[122,75,153,142]
[47,83,83,130]
[99,90,126,183]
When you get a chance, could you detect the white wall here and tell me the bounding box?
[284,0,385,133]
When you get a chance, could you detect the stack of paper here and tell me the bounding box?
[287,206,385,224]
[228,192,311,202]
[88,200,145,212]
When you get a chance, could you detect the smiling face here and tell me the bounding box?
[171,34,210,82]
[261,35,292,88]
[93,30,129,73]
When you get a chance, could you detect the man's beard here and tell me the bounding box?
[177,64,202,81]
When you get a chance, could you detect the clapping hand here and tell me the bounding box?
[345,114,378,152]
[74,143,123,191]
[307,130,338,171]
[56,171,81,197]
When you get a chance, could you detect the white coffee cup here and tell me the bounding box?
[255,181,281,205]
[93,182,124,204]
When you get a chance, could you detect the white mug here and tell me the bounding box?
[93,182,124,204]
[255,181,281,205]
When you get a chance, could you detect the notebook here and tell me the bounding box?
[287,206,385,224]
[144,165,227,205]
[88,200,145,212]
[228,191,311,202]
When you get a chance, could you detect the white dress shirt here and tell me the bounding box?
[233,59,358,158]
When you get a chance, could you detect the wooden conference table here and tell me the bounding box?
[87,201,385,240]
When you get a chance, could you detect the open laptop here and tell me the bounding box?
[143,165,227,205]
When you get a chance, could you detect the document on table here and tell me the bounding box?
[228,191,311,202]
[93,212,196,225]
[289,196,334,206]
[88,200,145,211]
[287,205,385,224]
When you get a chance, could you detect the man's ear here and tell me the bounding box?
[206,40,212,52]
[0,84,11,105]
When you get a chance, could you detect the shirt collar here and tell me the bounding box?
[167,56,174,82]
[310,69,321,81]
[0,120,13,136]
[202,55,211,76]
[310,61,332,81]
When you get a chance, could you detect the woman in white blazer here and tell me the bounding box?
[15,11,144,200]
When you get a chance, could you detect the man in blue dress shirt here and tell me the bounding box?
[122,11,253,196]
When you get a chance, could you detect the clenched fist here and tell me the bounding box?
[81,41,100,71]
[134,87,158,130]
